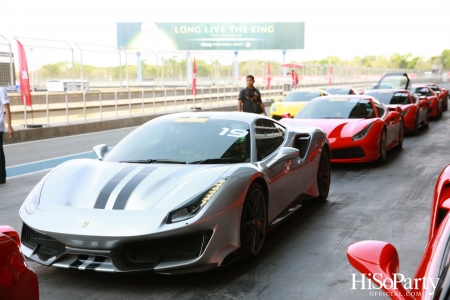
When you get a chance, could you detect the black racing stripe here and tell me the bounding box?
[112,167,155,210]
[94,166,136,209]
[85,256,106,271]
[69,254,89,269]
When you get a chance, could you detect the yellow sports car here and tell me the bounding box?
[270,90,329,120]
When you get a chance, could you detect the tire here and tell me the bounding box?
[240,183,267,261]
[396,121,403,149]
[424,108,430,127]
[316,149,331,201]
[376,129,387,165]
[412,113,419,135]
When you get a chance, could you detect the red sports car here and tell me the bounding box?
[364,89,429,135]
[426,83,448,112]
[0,225,39,300]
[410,84,442,119]
[280,94,403,164]
[347,164,450,300]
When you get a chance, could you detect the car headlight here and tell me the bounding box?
[271,105,277,112]
[352,123,374,141]
[24,171,52,215]
[166,178,227,224]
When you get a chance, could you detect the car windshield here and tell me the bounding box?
[104,117,251,164]
[378,75,408,89]
[428,86,439,91]
[295,97,375,119]
[364,91,410,105]
[411,87,430,96]
[283,91,322,102]
[326,87,352,95]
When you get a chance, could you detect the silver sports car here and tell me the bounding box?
[19,112,330,274]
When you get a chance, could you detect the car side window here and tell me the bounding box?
[255,119,285,161]
[372,99,385,118]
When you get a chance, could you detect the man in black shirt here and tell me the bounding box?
[238,75,267,116]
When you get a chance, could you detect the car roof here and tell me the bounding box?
[365,88,409,93]
[319,94,374,101]
[154,111,274,124]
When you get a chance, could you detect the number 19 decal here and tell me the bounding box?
[219,128,248,137]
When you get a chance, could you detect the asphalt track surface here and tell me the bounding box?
[1,88,450,299]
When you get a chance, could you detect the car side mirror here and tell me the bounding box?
[93,144,108,160]
[282,112,291,118]
[441,198,450,210]
[266,147,299,168]
[395,106,402,114]
[347,241,412,299]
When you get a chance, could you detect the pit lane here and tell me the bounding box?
[1,86,449,299]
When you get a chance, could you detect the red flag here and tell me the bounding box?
[192,58,197,96]
[17,41,32,106]
[266,62,271,90]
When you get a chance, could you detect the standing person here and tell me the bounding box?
[238,75,267,116]
[0,87,13,184]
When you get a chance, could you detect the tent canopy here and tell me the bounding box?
[282,63,306,68]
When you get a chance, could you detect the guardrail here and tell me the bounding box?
[8,84,284,127]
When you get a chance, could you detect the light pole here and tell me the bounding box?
[29,47,34,91]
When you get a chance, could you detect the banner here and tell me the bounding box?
[192,58,196,96]
[117,22,305,51]
[266,62,271,90]
[17,41,32,106]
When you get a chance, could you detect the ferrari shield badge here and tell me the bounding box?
[82,221,90,228]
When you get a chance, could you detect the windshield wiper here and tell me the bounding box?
[189,158,244,164]
[120,159,186,164]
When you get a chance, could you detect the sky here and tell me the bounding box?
[0,0,449,65]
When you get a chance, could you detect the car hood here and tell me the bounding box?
[272,101,308,114]
[38,159,233,213]
[281,118,374,138]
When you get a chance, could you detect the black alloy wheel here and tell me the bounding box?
[413,113,419,135]
[376,129,387,165]
[240,183,267,261]
[316,149,331,201]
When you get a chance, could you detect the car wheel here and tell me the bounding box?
[376,129,387,165]
[240,183,267,261]
[396,122,403,149]
[316,149,330,201]
[412,113,419,135]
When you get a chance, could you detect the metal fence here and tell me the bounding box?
[1,35,448,91]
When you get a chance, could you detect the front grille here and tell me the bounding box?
[21,223,66,259]
[331,147,365,159]
[123,230,213,264]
